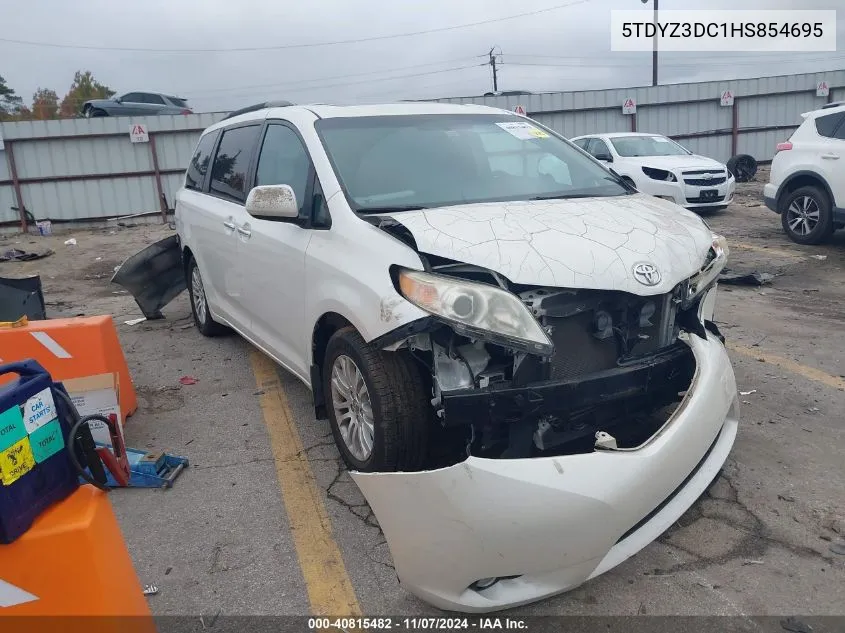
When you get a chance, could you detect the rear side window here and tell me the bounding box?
[143,93,166,105]
[255,124,312,212]
[209,125,261,202]
[814,112,845,138]
[185,131,219,191]
[168,96,189,108]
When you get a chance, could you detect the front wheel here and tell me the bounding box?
[780,186,833,245]
[324,327,429,472]
[187,257,228,336]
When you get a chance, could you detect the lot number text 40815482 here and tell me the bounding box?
[308,617,528,630]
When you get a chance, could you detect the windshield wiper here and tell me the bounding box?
[530,193,603,200]
[356,205,428,214]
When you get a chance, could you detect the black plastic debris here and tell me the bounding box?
[0,247,54,262]
[111,234,185,320]
[719,270,775,286]
[727,154,758,183]
[780,616,813,633]
[0,276,47,321]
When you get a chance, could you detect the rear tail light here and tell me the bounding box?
[776,141,793,152]
[180,109,192,115]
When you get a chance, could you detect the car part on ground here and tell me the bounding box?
[111,235,185,320]
[0,276,47,321]
[726,154,758,183]
[763,104,845,245]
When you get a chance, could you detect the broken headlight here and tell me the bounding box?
[683,234,729,308]
[397,269,554,355]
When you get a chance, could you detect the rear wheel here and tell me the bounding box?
[187,257,228,336]
[324,327,429,472]
[780,186,833,245]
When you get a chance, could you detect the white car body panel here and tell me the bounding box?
[571,133,736,210]
[352,333,739,612]
[378,194,713,296]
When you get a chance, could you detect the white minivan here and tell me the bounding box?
[173,101,739,612]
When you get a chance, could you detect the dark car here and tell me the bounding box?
[82,92,193,118]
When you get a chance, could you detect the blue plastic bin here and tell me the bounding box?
[0,360,79,544]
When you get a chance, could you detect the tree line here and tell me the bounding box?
[0,71,115,121]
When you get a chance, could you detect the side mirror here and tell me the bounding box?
[594,153,613,162]
[113,96,122,103]
[245,184,299,219]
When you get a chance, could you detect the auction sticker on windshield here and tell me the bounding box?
[496,121,549,140]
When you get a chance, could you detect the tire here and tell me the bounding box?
[90,109,106,117]
[187,256,228,336]
[780,185,834,245]
[323,327,430,472]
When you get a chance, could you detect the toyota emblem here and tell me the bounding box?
[632,262,661,286]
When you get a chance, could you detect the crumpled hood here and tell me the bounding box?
[632,154,727,173]
[381,194,715,296]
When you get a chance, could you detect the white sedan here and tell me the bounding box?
[571,132,736,212]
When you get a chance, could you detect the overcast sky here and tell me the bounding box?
[2,0,843,112]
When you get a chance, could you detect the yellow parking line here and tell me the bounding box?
[729,241,807,260]
[728,342,845,391]
[250,349,362,616]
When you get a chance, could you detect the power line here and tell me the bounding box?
[0,0,591,54]
[184,56,486,96]
[187,64,487,100]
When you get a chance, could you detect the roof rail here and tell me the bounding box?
[223,100,294,120]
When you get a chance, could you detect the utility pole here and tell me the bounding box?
[489,48,499,93]
[641,0,659,86]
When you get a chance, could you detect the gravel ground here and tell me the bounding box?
[2,172,843,621]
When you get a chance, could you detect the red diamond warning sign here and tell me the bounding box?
[514,104,526,116]
[622,98,636,115]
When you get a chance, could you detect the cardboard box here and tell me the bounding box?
[62,373,125,448]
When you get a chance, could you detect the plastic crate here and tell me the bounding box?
[0,360,79,544]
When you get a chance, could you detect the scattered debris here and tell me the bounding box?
[830,539,845,555]
[810,255,827,261]
[95,256,102,261]
[742,560,765,566]
[778,494,796,503]
[0,247,54,262]
[807,407,820,413]
[719,270,774,286]
[252,390,265,396]
[124,317,147,326]
[179,376,199,385]
[165,567,173,575]
[179,323,194,330]
[142,584,159,596]
[740,389,757,396]
[64,238,77,246]
[780,616,813,633]
[820,534,832,542]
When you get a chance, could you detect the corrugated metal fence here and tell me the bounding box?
[434,70,845,166]
[0,113,226,230]
[1,70,843,230]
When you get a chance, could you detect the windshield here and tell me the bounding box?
[315,114,628,212]
[610,135,691,157]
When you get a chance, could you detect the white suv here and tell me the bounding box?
[764,103,845,244]
[174,102,738,612]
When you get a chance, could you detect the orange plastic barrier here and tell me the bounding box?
[0,485,154,630]
[0,316,137,422]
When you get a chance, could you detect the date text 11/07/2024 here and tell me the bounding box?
[308,618,529,631]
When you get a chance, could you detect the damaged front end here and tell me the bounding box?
[376,235,728,463]
[354,238,739,613]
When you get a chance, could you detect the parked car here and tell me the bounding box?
[763,103,845,244]
[570,132,736,212]
[171,102,738,612]
[82,92,193,118]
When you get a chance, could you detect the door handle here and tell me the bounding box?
[223,220,236,229]
[236,225,252,238]
[821,153,840,160]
